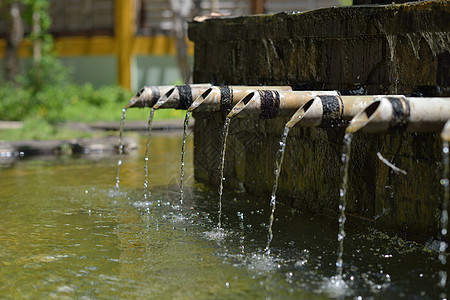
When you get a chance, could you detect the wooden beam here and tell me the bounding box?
[115,0,135,90]
[251,0,265,14]
[0,35,194,57]
[53,36,117,56]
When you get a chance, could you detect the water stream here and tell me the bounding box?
[327,132,354,296]
[143,108,155,199]
[115,108,127,188]
[217,116,231,230]
[440,141,449,299]
[265,125,291,254]
[179,111,191,208]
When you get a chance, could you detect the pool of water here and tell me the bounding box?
[0,132,447,299]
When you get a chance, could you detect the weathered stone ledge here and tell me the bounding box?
[189,1,450,96]
[189,1,450,40]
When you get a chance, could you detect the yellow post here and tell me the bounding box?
[115,0,134,90]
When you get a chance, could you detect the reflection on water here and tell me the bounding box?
[0,133,447,298]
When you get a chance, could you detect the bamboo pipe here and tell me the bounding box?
[187,85,293,112]
[346,97,450,134]
[442,120,450,142]
[286,95,383,128]
[227,90,339,119]
[125,85,173,108]
[152,84,212,110]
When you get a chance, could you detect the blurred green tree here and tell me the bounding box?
[2,1,24,84]
[20,0,69,92]
[1,0,70,124]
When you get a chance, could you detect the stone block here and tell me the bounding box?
[189,1,450,239]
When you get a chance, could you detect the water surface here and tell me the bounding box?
[0,133,446,299]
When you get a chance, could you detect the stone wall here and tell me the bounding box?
[188,1,450,239]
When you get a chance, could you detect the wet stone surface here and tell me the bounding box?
[189,1,450,96]
[189,2,449,238]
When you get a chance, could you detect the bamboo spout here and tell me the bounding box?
[227,90,339,119]
[442,120,450,142]
[152,84,212,110]
[286,95,382,128]
[188,85,293,112]
[125,86,173,108]
[346,97,450,134]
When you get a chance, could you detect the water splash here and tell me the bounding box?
[265,125,291,254]
[143,108,155,199]
[179,111,191,208]
[243,252,283,275]
[335,132,353,285]
[321,275,349,298]
[439,141,449,300]
[203,227,228,242]
[115,108,127,189]
[217,116,231,229]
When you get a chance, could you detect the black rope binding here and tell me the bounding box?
[219,85,233,112]
[319,95,344,127]
[386,97,410,133]
[260,90,280,119]
[176,85,193,109]
[150,86,161,106]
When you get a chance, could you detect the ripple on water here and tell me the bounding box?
[107,188,127,198]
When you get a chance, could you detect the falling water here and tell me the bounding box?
[324,132,353,296]
[217,116,231,229]
[237,211,245,254]
[337,132,353,276]
[143,108,155,199]
[439,141,449,300]
[264,125,291,254]
[115,108,127,188]
[179,111,191,208]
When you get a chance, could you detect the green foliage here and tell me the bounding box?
[0,116,105,141]
[0,83,186,141]
[17,0,70,92]
[0,83,128,123]
[78,84,132,107]
[0,0,185,142]
[18,52,70,93]
[339,0,353,6]
[0,82,69,124]
[0,83,33,121]
[60,84,135,122]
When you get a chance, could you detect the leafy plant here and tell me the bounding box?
[19,0,70,92]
